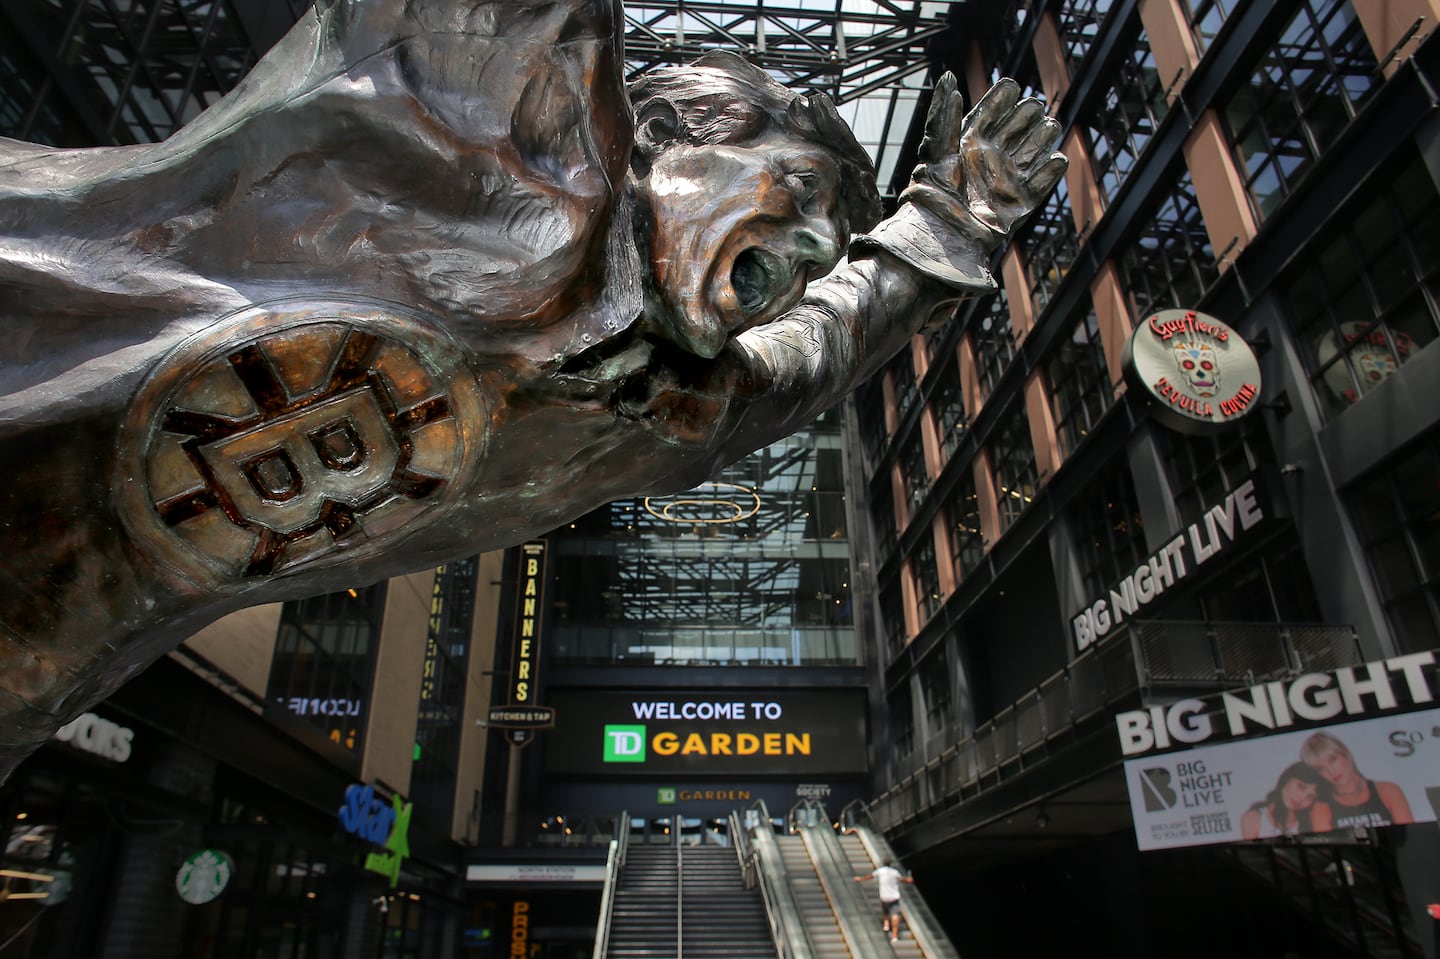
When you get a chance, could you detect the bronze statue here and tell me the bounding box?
[0,0,1064,779]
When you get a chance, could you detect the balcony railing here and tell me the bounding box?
[869,620,1362,833]
[550,624,860,666]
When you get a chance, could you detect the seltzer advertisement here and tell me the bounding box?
[1119,652,1440,850]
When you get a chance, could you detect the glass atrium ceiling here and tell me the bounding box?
[624,0,955,193]
[1,0,955,198]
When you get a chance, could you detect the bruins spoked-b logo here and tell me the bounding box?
[116,300,486,584]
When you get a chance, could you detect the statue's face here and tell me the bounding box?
[639,129,846,357]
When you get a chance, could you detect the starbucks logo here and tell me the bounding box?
[176,849,234,905]
[117,299,486,584]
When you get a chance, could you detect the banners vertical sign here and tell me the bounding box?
[488,541,555,745]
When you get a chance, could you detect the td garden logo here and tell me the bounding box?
[601,718,814,763]
[604,725,647,763]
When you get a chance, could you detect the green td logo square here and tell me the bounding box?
[657,788,676,805]
[603,725,646,762]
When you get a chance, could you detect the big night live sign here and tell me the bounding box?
[1070,475,1270,651]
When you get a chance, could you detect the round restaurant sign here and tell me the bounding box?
[176,849,234,904]
[1122,308,1261,434]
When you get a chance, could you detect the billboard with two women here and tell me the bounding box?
[1119,651,1439,850]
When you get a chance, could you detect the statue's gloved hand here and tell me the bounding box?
[853,75,1066,293]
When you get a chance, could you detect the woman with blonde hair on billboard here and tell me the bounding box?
[1301,731,1413,829]
[1241,762,1332,839]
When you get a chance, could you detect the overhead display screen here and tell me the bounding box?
[542,688,868,776]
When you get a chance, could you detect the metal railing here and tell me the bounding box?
[676,840,684,959]
[869,621,1361,833]
[590,810,630,959]
[739,800,814,959]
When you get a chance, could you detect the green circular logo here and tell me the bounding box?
[176,849,233,905]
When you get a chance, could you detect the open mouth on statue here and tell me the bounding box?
[731,248,785,313]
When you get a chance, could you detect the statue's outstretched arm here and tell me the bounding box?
[639,76,1066,468]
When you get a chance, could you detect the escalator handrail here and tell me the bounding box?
[794,799,894,959]
[729,807,759,889]
[841,800,962,959]
[591,809,630,959]
[676,837,685,959]
[744,799,816,959]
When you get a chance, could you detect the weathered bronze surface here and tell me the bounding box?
[0,0,1063,779]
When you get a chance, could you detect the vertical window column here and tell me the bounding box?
[1090,261,1137,390]
[1349,0,1433,77]
[1142,0,1204,85]
[1182,112,1260,273]
[1029,9,1074,106]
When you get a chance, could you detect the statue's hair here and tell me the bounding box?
[629,51,884,236]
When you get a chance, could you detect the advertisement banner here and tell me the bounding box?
[1123,697,1440,851]
[542,688,867,776]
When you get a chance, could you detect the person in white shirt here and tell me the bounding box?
[855,857,915,942]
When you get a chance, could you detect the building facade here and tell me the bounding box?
[848,0,1440,956]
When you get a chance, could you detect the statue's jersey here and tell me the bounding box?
[0,0,640,406]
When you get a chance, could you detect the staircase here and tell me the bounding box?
[834,833,922,959]
[606,845,679,959]
[680,845,776,959]
[775,834,852,959]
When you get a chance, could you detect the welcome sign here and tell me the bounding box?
[542,689,867,776]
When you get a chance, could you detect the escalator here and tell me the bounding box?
[773,829,854,958]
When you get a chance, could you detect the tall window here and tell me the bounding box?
[1117,167,1218,319]
[989,403,1039,533]
[1022,178,1079,316]
[1223,0,1379,221]
[1162,418,1275,530]
[1056,0,1115,76]
[971,293,1017,400]
[1086,26,1169,203]
[1348,434,1440,654]
[1282,154,1440,415]
[871,478,898,558]
[879,576,907,660]
[910,533,941,626]
[890,681,916,760]
[1072,464,1146,601]
[891,351,920,423]
[920,649,952,735]
[931,365,968,465]
[1180,0,1234,54]
[856,374,890,468]
[266,585,387,753]
[899,430,930,521]
[947,469,985,583]
[1046,305,1114,459]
